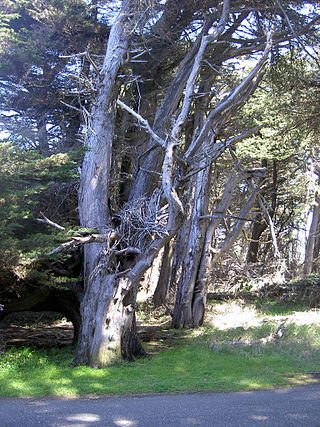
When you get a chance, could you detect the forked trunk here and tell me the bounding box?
[74,0,146,367]
[73,262,145,367]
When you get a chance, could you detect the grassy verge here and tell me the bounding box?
[0,301,320,397]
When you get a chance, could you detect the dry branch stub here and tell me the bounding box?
[210,320,288,350]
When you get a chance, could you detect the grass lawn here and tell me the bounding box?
[0,300,320,397]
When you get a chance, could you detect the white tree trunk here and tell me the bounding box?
[304,194,320,276]
[75,0,146,367]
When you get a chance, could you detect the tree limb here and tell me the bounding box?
[185,33,273,159]
[30,231,119,264]
[117,100,166,148]
[36,212,65,231]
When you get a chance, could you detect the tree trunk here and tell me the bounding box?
[246,217,268,263]
[73,0,271,363]
[246,159,277,263]
[304,194,320,276]
[172,163,212,329]
[73,272,145,367]
[37,112,50,155]
[74,0,146,367]
[153,241,174,307]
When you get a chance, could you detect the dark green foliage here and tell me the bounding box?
[0,141,80,286]
[0,0,100,152]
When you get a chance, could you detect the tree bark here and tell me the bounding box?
[172,167,266,329]
[153,241,174,307]
[74,0,146,367]
[304,194,320,276]
[172,162,212,329]
[72,273,145,367]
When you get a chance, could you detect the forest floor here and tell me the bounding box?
[1,297,320,353]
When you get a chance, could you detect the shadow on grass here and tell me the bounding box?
[254,301,307,316]
[1,319,320,398]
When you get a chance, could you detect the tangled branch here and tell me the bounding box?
[116,193,168,248]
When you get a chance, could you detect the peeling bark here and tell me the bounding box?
[75,0,146,367]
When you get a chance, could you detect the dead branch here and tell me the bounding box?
[199,214,257,222]
[275,0,320,66]
[117,100,166,148]
[60,100,82,113]
[86,50,102,76]
[258,194,281,259]
[30,231,119,264]
[210,320,288,350]
[114,247,141,256]
[185,33,273,160]
[170,0,230,141]
[36,212,65,231]
[180,126,264,182]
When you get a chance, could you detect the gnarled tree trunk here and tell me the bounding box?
[74,0,145,367]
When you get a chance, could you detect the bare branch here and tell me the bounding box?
[180,125,264,182]
[60,100,82,113]
[275,0,320,66]
[230,153,281,260]
[199,214,257,222]
[117,100,166,148]
[213,189,259,258]
[114,247,141,256]
[170,0,230,141]
[258,194,281,259]
[206,0,230,42]
[30,231,119,264]
[185,33,273,160]
[59,52,87,59]
[86,50,102,76]
[36,212,65,231]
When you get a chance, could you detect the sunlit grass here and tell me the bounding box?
[1,300,319,397]
[1,322,320,397]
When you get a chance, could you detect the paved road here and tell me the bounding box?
[1,385,320,426]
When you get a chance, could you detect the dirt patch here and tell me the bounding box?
[0,319,74,349]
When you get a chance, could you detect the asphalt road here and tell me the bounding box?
[1,384,320,426]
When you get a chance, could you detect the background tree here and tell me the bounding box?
[0,0,103,153]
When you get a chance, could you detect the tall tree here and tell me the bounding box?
[0,0,100,153]
[72,0,320,365]
[1,0,320,367]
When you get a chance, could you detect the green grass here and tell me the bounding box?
[255,301,307,316]
[1,321,320,397]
